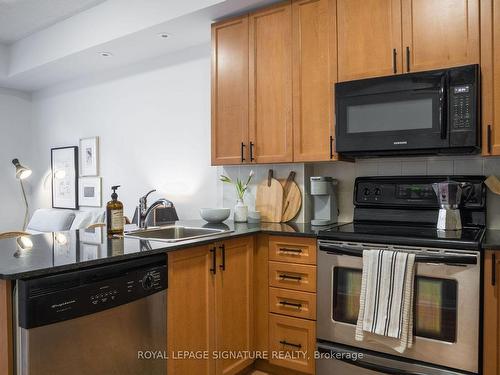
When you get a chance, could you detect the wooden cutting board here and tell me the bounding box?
[256,170,283,222]
[279,171,302,222]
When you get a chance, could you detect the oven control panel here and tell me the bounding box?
[355,176,485,208]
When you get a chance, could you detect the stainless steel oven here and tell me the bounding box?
[317,240,480,374]
[335,64,479,157]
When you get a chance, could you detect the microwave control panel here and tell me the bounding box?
[450,85,473,130]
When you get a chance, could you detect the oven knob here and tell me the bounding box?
[142,274,154,290]
[363,188,371,196]
[374,188,382,196]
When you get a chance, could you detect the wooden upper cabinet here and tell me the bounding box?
[211,16,249,165]
[167,246,216,375]
[337,0,402,81]
[215,237,254,375]
[401,0,479,73]
[483,250,500,375]
[292,0,337,161]
[481,0,500,155]
[249,3,293,163]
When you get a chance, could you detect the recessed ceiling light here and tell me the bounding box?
[158,33,171,39]
[98,51,113,57]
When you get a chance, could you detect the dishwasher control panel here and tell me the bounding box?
[18,255,167,329]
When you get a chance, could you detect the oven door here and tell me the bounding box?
[317,241,479,374]
[335,71,448,155]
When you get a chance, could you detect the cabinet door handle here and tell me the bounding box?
[488,125,492,154]
[279,247,303,254]
[219,244,226,271]
[493,253,497,286]
[329,136,334,159]
[279,300,302,309]
[249,142,255,162]
[241,143,246,163]
[279,274,302,281]
[279,340,302,349]
[210,247,217,275]
[392,48,397,74]
[406,46,410,72]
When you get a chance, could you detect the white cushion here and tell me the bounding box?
[26,209,76,233]
[70,211,94,230]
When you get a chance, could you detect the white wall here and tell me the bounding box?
[0,88,33,231]
[29,43,220,220]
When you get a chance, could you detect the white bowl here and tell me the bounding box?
[200,208,231,223]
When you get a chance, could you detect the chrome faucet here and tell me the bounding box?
[138,189,174,229]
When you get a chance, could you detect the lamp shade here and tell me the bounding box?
[12,158,32,180]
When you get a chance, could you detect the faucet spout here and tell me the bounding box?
[138,194,174,229]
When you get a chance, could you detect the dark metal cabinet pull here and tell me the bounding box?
[219,244,226,271]
[249,142,255,162]
[279,301,302,309]
[329,136,334,159]
[210,247,217,275]
[240,142,246,162]
[406,46,410,72]
[279,247,303,254]
[493,253,497,286]
[279,274,302,281]
[392,48,397,74]
[488,125,492,154]
[279,340,302,349]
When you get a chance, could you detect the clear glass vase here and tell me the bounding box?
[234,199,248,223]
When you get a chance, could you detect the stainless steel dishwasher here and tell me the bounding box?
[14,255,167,375]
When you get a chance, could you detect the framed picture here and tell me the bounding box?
[51,146,79,209]
[79,177,102,207]
[79,137,99,176]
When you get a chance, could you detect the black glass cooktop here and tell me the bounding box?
[318,223,484,250]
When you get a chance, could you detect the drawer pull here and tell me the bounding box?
[279,300,302,309]
[279,274,302,281]
[279,340,302,349]
[279,247,303,254]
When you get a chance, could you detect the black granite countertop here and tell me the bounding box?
[481,229,500,250]
[0,220,338,280]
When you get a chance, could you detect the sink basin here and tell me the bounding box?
[124,226,231,243]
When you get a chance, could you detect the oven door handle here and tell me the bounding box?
[317,343,429,375]
[319,243,477,265]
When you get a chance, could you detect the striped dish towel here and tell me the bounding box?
[355,249,416,353]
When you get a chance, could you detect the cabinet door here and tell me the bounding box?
[484,250,500,375]
[401,0,479,73]
[249,3,293,163]
[167,246,216,375]
[292,0,336,162]
[215,237,254,375]
[0,280,12,375]
[481,0,500,155]
[337,0,402,81]
[211,16,249,165]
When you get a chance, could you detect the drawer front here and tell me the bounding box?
[269,287,316,320]
[269,313,316,374]
[269,261,316,293]
[269,236,317,265]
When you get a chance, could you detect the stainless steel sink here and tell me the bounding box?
[124,226,231,243]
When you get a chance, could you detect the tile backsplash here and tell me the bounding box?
[219,155,500,228]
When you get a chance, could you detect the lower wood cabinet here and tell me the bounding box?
[0,280,13,375]
[484,250,500,375]
[167,236,254,375]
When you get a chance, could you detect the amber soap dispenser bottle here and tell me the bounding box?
[106,185,124,236]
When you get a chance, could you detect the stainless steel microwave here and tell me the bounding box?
[335,65,479,157]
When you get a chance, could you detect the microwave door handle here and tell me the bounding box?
[440,74,448,140]
[317,343,428,375]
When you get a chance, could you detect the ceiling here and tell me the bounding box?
[0,0,107,43]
